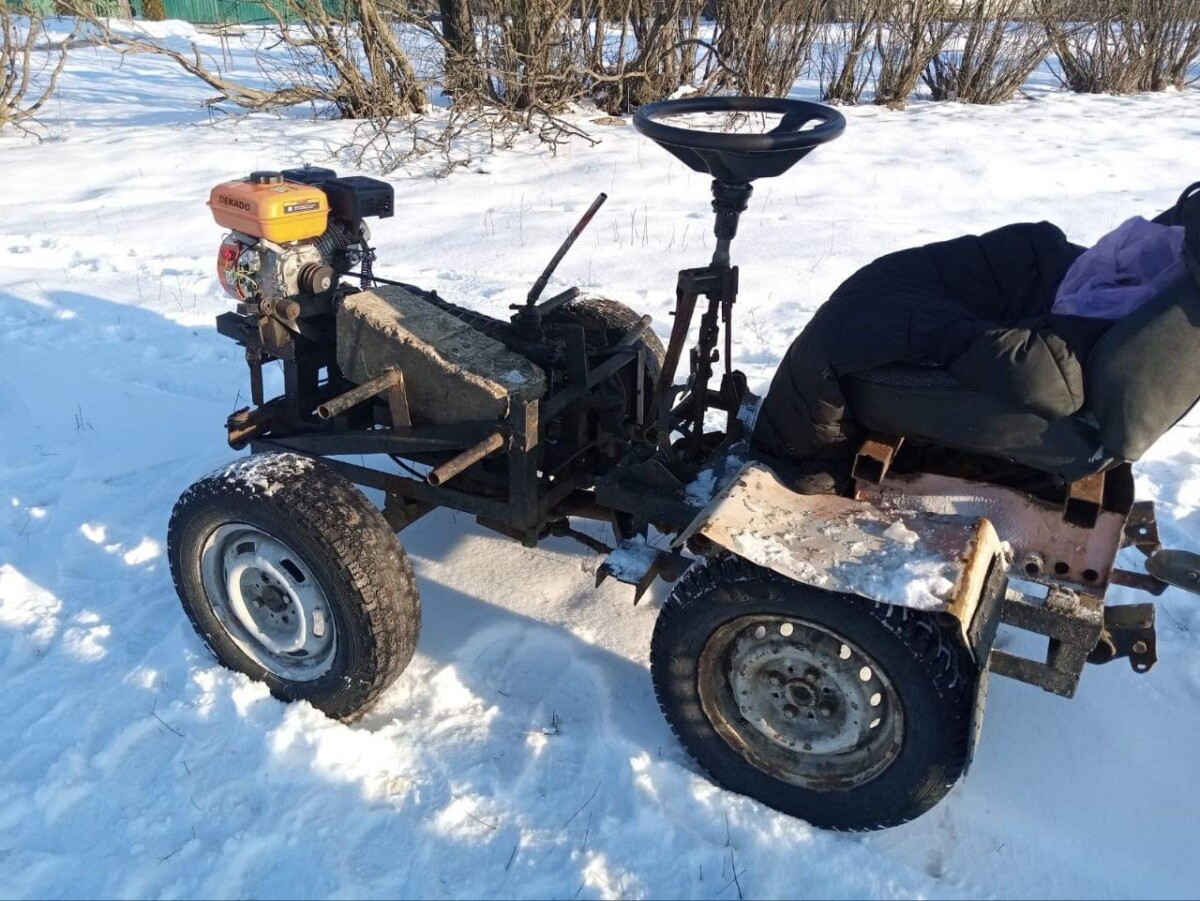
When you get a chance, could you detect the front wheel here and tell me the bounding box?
[651,555,977,831]
[167,452,420,720]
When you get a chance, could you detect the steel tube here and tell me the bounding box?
[427,432,506,487]
[316,370,401,420]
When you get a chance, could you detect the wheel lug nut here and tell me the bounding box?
[769,675,782,687]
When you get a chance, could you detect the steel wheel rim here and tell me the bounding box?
[698,614,904,791]
[199,522,336,682]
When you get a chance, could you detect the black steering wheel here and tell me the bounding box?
[633,95,846,183]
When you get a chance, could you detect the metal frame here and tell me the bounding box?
[219,183,760,559]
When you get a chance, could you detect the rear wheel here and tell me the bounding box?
[651,554,976,831]
[556,294,665,422]
[168,452,420,720]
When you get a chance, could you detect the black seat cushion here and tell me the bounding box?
[842,365,1111,482]
[753,221,1087,469]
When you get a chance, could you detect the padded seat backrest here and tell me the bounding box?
[1084,272,1200,461]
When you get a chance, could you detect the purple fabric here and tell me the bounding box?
[1053,216,1185,320]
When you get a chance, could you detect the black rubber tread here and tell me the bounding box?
[167,452,420,721]
[651,553,976,831]
[558,294,667,383]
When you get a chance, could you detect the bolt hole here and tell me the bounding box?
[838,644,851,660]
[859,666,873,682]
[806,712,815,719]
[1083,568,1100,583]
[870,692,882,707]
[869,717,881,730]
[754,626,767,640]
[1024,561,1041,576]
[1054,561,1070,576]
[822,687,832,694]
[779,622,794,637]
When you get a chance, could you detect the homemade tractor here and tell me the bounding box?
[168,97,1200,831]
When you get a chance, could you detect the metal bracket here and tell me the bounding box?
[1063,471,1105,529]
[1087,603,1157,672]
[988,586,1105,698]
[678,265,739,300]
[1123,500,1162,555]
[851,434,904,485]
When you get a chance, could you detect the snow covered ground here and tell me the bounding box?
[3,22,1200,899]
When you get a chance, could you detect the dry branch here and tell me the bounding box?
[1,8,75,135]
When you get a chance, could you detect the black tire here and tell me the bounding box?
[167,452,420,720]
[651,554,976,831]
[558,294,667,382]
[557,295,666,423]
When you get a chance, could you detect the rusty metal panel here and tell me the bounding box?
[678,463,1005,625]
[856,470,1126,594]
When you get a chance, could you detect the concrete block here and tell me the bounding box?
[337,286,545,425]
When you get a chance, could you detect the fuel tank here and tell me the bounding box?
[209,171,329,243]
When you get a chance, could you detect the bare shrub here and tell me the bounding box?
[1,8,73,134]
[410,0,714,115]
[471,0,581,110]
[818,0,888,104]
[588,0,710,112]
[1038,0,1200,94]
[70,0,426,117]
[873,0,956,108]
[712,0,823,97]
[923,0,1052,103]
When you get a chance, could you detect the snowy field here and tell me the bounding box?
[3,22,1200,900]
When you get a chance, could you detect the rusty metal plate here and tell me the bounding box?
[678,463,1004,623]
[857,471,1126,595]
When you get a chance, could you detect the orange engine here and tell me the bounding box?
[209,171,330,243]
[209,167,394,309]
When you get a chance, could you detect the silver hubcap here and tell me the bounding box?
[698,615,904,791]
[199,523,336,681]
